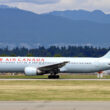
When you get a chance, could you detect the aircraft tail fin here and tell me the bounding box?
[102,51,110,58]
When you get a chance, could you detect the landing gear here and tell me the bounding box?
[48,75,60,79]
[48,69,60,79]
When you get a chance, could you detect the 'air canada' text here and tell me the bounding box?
[0,58,45,62]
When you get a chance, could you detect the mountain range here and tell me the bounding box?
[49,10,110,24]
[0,5,110,48]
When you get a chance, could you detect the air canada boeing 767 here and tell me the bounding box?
[0,51,110,78]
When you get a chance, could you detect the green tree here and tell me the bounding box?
[10,53,16,57]
[0,54,7,57]
[27,53,33,57]
[54,54,62,57]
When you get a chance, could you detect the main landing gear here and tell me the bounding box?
[48,75,60,79]
[48,70,60,79]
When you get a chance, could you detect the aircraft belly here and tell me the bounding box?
[63,64,100,73]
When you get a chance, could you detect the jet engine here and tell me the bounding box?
[24,67,42,76]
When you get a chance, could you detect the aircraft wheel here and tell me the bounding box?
[48,75,60,79]
[48,75,52,79]
[52,75,59,79]
[56,75,60,79]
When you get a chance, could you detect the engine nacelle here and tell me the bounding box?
[24,67,42,76]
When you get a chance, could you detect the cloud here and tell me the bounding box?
[0,0,110,14]
[0,0,60,4]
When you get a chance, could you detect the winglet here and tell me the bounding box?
[102,51,110,58]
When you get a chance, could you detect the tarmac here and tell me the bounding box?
[0,101,110,110]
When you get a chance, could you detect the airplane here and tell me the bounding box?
[0,51,110,79]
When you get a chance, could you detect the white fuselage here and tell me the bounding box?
[0,57,110,73]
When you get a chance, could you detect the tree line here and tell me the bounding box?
[0,46,109,57]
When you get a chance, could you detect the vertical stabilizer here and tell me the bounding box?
[102,51,110,58]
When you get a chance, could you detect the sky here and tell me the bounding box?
[0,0,110,14]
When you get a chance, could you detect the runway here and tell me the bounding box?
[0,101,110,110]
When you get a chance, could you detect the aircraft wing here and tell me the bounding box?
[38,61,69,71]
